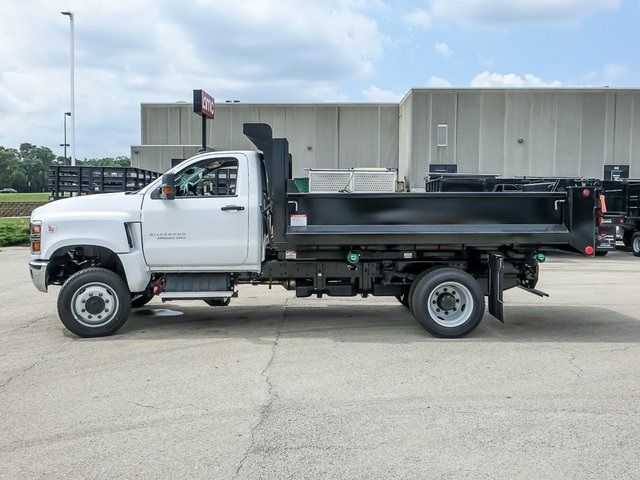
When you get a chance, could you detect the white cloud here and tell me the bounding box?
[362,85,403,102]
[0,0,386,157]
[602,64,627,84]
[434,42,453,58]
[471,71,562,87]
[427,76,453,88]
[582,63,627,86]
[431,0,619,26]
[404,8,432,29]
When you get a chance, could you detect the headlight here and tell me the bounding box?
[30,221,42,254]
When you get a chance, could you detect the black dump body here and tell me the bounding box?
[244,123,597,256]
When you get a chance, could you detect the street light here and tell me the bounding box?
[60,112,71,164]
[61,11,76,166]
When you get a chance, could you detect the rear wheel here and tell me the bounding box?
[623,230,633,248]
[633,233,640,257]
[57,268,131,338]
[410,268,485,338]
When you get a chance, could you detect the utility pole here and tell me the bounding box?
[61,11,76,166]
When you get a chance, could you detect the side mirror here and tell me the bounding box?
[160,173,176,200]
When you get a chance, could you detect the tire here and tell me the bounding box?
[594,250,609,257]
[57,267,131,338]
[410,268,485,338]
[633,233,640,257]
[622,230,633,248]
[407,266,441,315]
[131,292,154,308]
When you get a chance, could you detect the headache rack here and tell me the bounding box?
[49,165,161,199]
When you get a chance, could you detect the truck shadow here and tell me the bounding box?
[116,303,640,344]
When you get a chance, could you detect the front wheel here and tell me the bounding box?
[57,268,131,338]
[410,268,485,338]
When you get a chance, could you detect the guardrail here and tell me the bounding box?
[49,166,161,199]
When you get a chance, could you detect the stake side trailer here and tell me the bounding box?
[29,123,602,338]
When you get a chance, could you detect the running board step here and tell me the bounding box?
[159,291,235,300]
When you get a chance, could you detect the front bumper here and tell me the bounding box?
[28,260,49,292]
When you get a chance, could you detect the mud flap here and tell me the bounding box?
[488,254,504,323]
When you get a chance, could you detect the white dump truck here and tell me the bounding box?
[29,123,602,338]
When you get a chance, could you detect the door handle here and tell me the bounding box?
[221,205,245,211]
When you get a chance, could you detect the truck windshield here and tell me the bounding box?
[174,158,238,197]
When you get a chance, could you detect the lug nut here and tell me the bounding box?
[97,315,102,319]
[98,293,103,297]
[456,299,460,303]
[105,309,109,313]
[88,315,92,319]
[81,308,86,312]
[89,293,93,297]
[105,299,109,304]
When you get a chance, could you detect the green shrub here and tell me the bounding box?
[0,217,30,246]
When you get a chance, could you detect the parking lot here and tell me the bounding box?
[1,246,640,478]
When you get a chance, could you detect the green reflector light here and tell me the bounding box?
[347,252,360,264]
[535,253,546,263]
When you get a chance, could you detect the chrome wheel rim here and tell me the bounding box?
[634,236,640,253]
[427,281,473,328]
[71,282,119,328]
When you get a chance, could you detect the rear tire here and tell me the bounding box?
[57,267,131,338]
[633,233,640,257]
[410,268,485,338]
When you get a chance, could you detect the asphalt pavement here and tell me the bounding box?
[1,246,640,479]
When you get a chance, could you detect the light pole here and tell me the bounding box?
[60,112,71,164]
[61,11,76,166]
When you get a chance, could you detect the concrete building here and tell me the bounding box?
[132,88,640,190]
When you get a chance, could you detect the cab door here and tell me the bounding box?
[141,154,249,269]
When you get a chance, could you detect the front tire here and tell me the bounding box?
[410,268,485,338]
[57,268,131,338]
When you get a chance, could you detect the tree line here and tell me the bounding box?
[0,144,130,192]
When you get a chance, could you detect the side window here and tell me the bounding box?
[174,158,238,197]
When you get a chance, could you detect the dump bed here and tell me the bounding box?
[285,188,595,253]
[243,123,597,255]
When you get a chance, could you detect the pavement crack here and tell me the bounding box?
[234,298,288,479]
[0,344,67,391]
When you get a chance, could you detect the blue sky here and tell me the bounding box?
[0,0,638,157]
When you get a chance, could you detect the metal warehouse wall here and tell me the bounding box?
[131,88,640,189]
[132,103,399,175]
[399,88,640,188]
